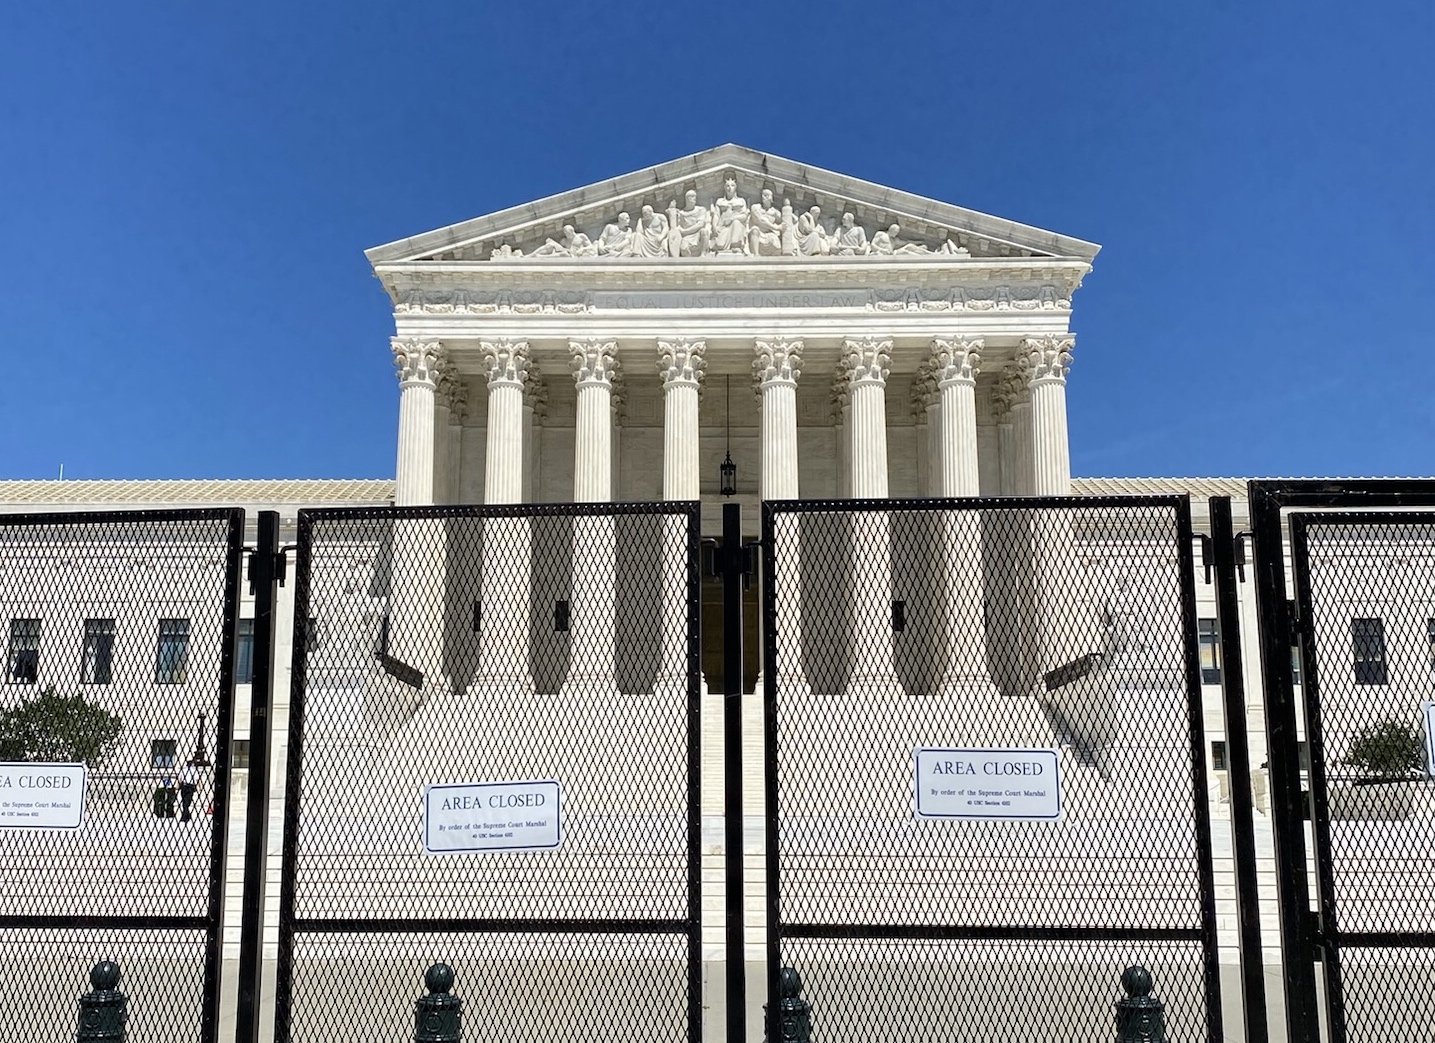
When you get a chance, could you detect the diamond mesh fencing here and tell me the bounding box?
[762,498,1220,1043]
[1290,513,1435,1041]
[276,503,701,1043]
[0,510,243,1043]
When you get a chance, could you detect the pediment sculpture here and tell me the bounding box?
[495,175,972,261]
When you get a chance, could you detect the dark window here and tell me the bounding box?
[1212,740,1228,772]
[304,616,320,655]
[80,618,115,685]
[235,619,254,685]
[1198,618,1222,684]
[151,738,177,770]
[1427,619,1435,664]
[232,738,251,770]
[155,619,190,684]
[1291,645,1303,686]
[1351,617,1388,685]
[8,619,40,684]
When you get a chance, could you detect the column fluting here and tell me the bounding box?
[481,339,529,505]
[659,339,706,500]
[933,337,983,498]
[754,339,803,501]
[1022,335,1075,497]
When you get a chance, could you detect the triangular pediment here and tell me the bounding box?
[366,144,1099,266]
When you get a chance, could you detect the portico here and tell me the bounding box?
[369,145,1097,526]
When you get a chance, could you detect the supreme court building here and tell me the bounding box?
[6,146,1433,1043]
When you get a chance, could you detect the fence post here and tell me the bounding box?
[1115,965,1165,1043]
[414,963,462,1043]
[764,966,811,1043]
[76,961,127,1043]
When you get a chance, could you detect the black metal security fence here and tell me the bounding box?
[0,509,244,1043]
[761,496,1221,1043]
[274,502,703,1043]
[1250,481,1435,1043]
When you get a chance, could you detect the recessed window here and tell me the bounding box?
[1211,740,1229,772]
[7,618,40,684]
[155,618,191,685]
[151,738,177,770]
[1198,618,1222,684]
[80,618,115,685]
[232,738,251,770]
[1291,645,1303,686]
[304,616,321,655]
[1351,617,1388,686]
[235,619,254,685]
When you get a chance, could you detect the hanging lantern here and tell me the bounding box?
[720,451,737,497]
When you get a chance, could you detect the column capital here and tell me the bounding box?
[523,363,549,417]
[754,338,804,387]
[932,336,983,388]
[910,358,939,420]
[991,365,1027,422]
[609,366,627,421]
[440,372,468,423]
[1020,334,1074,386]
[392,337,444,388]
[657,338,707,388]
[480,338,530,389]
[570,338,619,388]
[843,337,892,387]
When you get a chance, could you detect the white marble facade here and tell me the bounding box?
[368,145,1098,519]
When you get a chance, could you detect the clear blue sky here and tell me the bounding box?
[1,1,1431,481]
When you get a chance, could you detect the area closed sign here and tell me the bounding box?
[423,779,562,854]
[0,763,87,829]
[915,748,1062,821]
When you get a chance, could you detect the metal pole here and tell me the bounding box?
[1210,496,1269,1043]
[722,502,747,1043]
[1248,483,1320,1043]
[235,511,283,1043]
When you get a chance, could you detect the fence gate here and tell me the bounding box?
[275,503,702,1043]
[0,509,244,1043]
[761,496,1222,1043]
[1251,481,1435,1043]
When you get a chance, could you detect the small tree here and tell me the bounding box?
[0,687,123,768]
[1345,718,1425,782]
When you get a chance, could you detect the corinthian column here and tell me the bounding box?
[564,339,621,697]
[480,339,529,505]
[754,339,803,500]
[1006,365,1034,497]
[845,337,892,498]
[932,337,982,498]
[658,339,705,500]
[571,339,618,502]
[842,337,900,693]
[830,373,850,498]
[1021,335,1075,497]
[392,338,444,506]
[911,360,941,497]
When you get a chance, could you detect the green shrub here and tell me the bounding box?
[1345,718,1425,781]
[0,686,123,768]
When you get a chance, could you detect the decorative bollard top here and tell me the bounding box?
[765,965,812,1043]
[1115,965,1166,1043]
[414,962,463,1043]
[90,962,122,992]
[77,960,128,1043]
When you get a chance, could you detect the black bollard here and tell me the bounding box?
[414,963,462,1043]
[76,961,127,1043]
[1115,965,1166,1043]
[764,966,812,1043]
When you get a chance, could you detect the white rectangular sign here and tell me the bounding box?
[915,748,1062,821]
[423,778,562,854]
[0,762,87,829]
[1424,702,1435,776]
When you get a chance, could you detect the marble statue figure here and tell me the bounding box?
[832,212,869,255]
[748,188,785,256]
[671,189,711,257]
[710,176,750,254]
[597,212,634,257]
[870,223,932,256]
[797,206,829,256]
[633,205,670,258]
[533,224,596,257]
